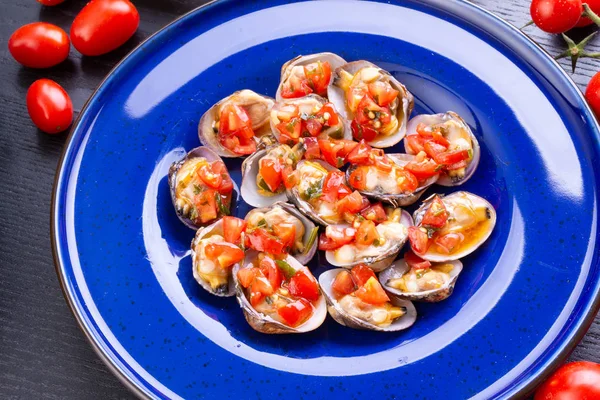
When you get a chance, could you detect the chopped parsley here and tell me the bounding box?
[215,193,230,216]
[193,184,203,195]
[275,260,296,279]
[304,180,323,201]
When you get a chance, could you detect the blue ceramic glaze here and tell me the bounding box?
[52,0,600,399]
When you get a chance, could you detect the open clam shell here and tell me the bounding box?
[270,94,350,142]
[285,159,340,226]
[198,90,275,158]
[240,147,287,208]
[324,210,413,272]
[346,153,438,208]
[190,219,236,297]
[413,191,497,262]
[379,258,463,302]
[319,268,417,331]
[328,60,414,148]
[276,52,347,101]
[244,202,318,265]
[168,146,238,230]
[404,111,480,186]
[232,251,327,334]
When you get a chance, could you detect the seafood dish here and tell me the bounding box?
[168,52,497,333]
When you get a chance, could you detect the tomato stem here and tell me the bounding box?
[520,20,534,30]
[555,32,597,73]
[583,3,600,27]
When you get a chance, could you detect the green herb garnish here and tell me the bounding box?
[258,178,272,193]
[275,260,297,279]
[193,184,202,195]
[215,193,230,216]
[303,227,319,254]
[304,180,323,201]
[256,218,268,229]
[329,128,343,139]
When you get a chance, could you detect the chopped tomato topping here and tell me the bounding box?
[322,170,350,202]
[197,163,223,189]
[281,74,313,98]
[355,220,378,246]
[237,268,257,288]
[408,226,430,255]
[194,189,218,223]
[345,139,372,164]
[318,139,357,168]
[304,61,331,96]
[435,149,471,165]
[421,195,448,228]
[434,233,465,254]
[315,103,340,127]
[282,164,299,189]
[259,158,284,192]
[335,190,365,214]
[305,118,323,136]
[368,81,399,107]
[204,243,244,269]
[212,161,234,195]
[246,228,288,254]
[355,94,388,125]
[351,119,378,142]
[249,272,274,307]
[404,158,440,180]
[272,223,296,250]
[404,250,432,270]
[318,225,356,251]
[222,216,246,244]
[423,141,448,160]
[331,270,356,298]
[276,104,299,122]
[369,149,393,172]
[446,159,468,170]
[289,268,320,301]
[218,104,256,155]
[395,169,419,192]
[348,167,368,191]
[276,117,302,143]
[303,137,321,160]
[355,276,390,305]
[405,134,427,154]
[259,257,283,291]
[277,298,312,327]
[350,264,377,286]
[431,129,450,147]
[360,202,387,223]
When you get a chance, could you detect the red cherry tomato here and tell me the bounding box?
[26,79,73,134]
[585,71,600,117]
[534,361,600,400]
[8,23,70,68]
[575,0,600,26]
[71,0,139,56]
[37,0,66,5]
[530,0,583,34]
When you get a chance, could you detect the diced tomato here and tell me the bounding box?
[434,233,464,254]
[304,61,331,96]
[355,220,378,246]
[368,81,399,107]
[303,137,321,160]
[322,170,348,202]
[446,159,468,171]
[319,225,356,251]
[355,276,390,305]
[276,104,299,122]
[282,164,299,189]
[289,269,320,301]
[416,123,432,137]
[347,86,368,112]
[348,167,368,191]
[369,149,393,172]
[249,291,264,307]
[218,104,256,155]
[219,133,256,155]
[273,223,296,250]
[211,161,234,195]
[395,169,419,192]
[305,118,323,137]
[405,134,427,154]
[194,189,218,223]
[259,257,283,291]
[350,264,377,286]
[404,158,440,180]
[222,216,246,244]
[404,250,432,270]
[351,119,378,142]
[237,267,258,288]
[346,139,372,164]
[331,270,356,298]
[247,228,287,254]
[355,94,382,125]
[277,298,312,327]
[338,140,359,159]
[259,158,283,192]
[204,243,244,269]
[197,163,223,189]
[281,74,313,98]
[318,139,343,167]
[249,272,274,306]
[435,149,471,165]
[316,103,340,127]
[408,226,430,255]
[335,190,365,214]
[276,117,302,142]
[360,202,387,223]
[421,196,448,228]
[424,141,448,160]
[431,128,450,147]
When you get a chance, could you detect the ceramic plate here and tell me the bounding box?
[52,0,600,398]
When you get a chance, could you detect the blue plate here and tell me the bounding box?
[52,0,600,398]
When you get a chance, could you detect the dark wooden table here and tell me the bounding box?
[0,0,598,398]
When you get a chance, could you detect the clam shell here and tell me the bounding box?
[168,146,238,230]
[270,94,351,142]
[404,111,480,186]
[324,210,413,272]
[232,251,327,334]
[413,191,497,262]
[276,52,347,101]
[240,147,288,207]
[319,268,417,331]
[198,90,275,158]
[190,219,236,297]
[328,60,414,148]
[346,153,438,207]
[244,202,318,265]
[379,258,463,302]
[285,159,340,226]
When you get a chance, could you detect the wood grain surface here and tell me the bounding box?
[0,0,597,398]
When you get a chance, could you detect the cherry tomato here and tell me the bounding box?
[530,0,583,34]
[289,269,320,301]
[277,298,312,327]
[71,0,139,56]
[355,220,378,246]
[585,71,600,117]
[222,216,246,244]
[37,0,66,4]
[535,361,600,400]
[9,23,70,69]
[404,250,432,270]
[350,265,377,286]
[408,226,430,255]
[576,0,600,26]
[421,195,449,228]
[26,79,73,134]
[331,270,356,298]
[315,103,340,127]
[211,161,234,195]
[355,277,390,305]
[369,149,394,172]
